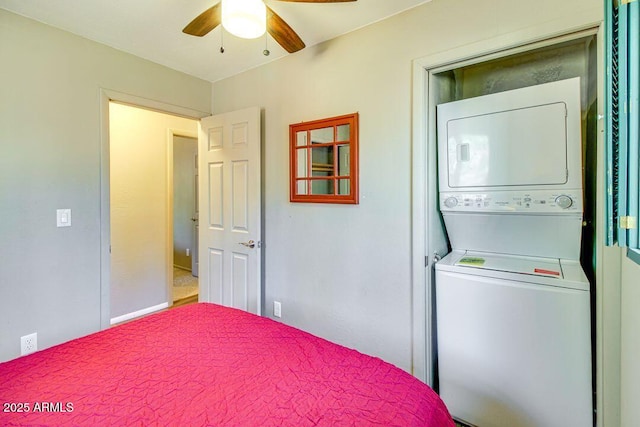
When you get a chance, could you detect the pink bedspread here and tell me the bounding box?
[0,303,453,426]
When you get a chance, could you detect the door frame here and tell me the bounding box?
[99,89,209,329]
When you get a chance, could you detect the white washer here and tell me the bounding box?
[435,78,593,427]
[435,251,592,427]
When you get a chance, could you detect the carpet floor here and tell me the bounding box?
[173,267,198,301]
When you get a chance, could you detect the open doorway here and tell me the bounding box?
[171,134,199,305]
[109,101,199,324]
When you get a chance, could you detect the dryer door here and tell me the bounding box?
[445,102,568,188]
[436,77,583,193]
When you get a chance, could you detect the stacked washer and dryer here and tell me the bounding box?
[435,78,592,427]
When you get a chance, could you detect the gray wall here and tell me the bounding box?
[0,8,210,361]
[621,255,640,425]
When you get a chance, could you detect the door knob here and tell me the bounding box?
[239,240,255,249]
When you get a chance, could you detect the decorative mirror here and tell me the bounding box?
[289,113,359,204]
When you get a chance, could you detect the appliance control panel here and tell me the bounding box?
[440,190,583,213]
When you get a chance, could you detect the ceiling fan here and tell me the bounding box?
[183,0,357,54]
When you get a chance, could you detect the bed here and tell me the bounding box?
[0,303,454,426]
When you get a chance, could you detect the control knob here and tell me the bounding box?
[444,197,458,208]
[555,195,573,209]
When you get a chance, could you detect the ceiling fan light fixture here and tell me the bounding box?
[221,0,267,39]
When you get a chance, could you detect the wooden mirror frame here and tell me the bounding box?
[289,113,359,204]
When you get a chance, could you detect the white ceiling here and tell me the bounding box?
[0,0,432,82]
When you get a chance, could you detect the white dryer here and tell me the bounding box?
[435,78,592,427]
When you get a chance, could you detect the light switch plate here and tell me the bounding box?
[56,209,71,227]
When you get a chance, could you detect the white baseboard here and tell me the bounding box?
[110,302,169,325]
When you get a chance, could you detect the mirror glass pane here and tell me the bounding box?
[296,131,307,147]
[311,179,334,195]
[296,180,308,195]
[337,144,350,177]
[337,179,350,195]
[296,148,308,178]
[337,124,350,141]
[310,127,333,144]
[311,146,334,175]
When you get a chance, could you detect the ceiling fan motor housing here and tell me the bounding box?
[221,0,267,39]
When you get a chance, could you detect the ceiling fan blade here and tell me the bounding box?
[266,6,306,53]
[182,4,221,37]
[276,0,356,2]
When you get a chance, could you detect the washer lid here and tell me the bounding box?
[454,251,563,278]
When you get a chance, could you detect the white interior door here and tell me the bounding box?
[198,107,262,314]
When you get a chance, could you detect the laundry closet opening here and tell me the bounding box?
[429,32,599,425]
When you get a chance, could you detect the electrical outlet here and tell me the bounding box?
[20,333,37,355]
[273,301,282,318]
